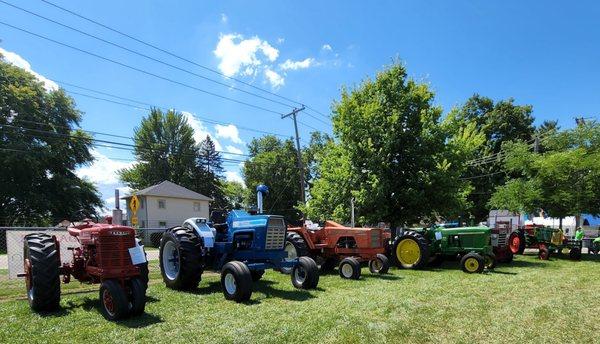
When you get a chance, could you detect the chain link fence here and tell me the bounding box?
[0,227,165,280]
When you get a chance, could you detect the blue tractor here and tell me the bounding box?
[159,185,320,302]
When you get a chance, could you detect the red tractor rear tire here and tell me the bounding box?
[23,233,61,312]
[368,254,390,274]
[100,279,129,321]
[281,233,309,274]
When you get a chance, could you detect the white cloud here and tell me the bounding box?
[279,57,315,71]
[0,47,58,91]
[322,44,332,51]
[277,37,285,44]
[76,150,135,185]
[213,33,279,77]
[225,170,244,184]
[181,111,223,151]
[225,145,243,155]
[214,124,242,144]
[221,13,228,23]
[264,68,284,88]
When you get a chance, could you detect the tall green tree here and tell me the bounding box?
[489,122,600,227]
[242,135,304,223]
[304,62,476,227]
[223,180,246,209]
[194,135,227,209]
[449,95,535,220]
[120,108,198,190]
[0,58,102,225]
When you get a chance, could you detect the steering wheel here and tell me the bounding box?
[69,209,99,227]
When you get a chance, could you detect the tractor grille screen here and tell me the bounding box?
[265,217,286,250]
[370,230,380,247]
[497,232,507,247]
[98,235,136,268]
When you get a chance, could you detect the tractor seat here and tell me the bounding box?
[213,223,228,234]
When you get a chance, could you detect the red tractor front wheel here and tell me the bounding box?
[508,232,525,255]
[99,279,129,321]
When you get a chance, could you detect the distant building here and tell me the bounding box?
[122,180,212,228]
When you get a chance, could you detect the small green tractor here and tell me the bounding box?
[391,225,496,273]
[508,225,582,260]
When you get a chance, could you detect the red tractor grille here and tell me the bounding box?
[97,235,136,269]
[370,230,381,248]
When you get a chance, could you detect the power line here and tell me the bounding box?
[0,20,287,116]
[0,0,306,112]
[39,0,332,120]
[0,125,249,163]
[49,81,291,138]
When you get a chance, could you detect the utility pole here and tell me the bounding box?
[350,197,355,228]
[282,105,306,204]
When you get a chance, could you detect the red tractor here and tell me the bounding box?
[21,215,149,320]
[491,221,514,263]
[284,221,390,279]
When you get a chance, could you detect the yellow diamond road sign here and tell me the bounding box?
[130,194,140,214]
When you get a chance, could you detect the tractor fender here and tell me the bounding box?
[183,218,216,248]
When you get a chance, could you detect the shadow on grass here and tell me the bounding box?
[252,279,318,303]
[117,312,163,328]
[360,273,402,281]
[61,296,163,328]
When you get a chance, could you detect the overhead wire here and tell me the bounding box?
[38,0,332,121]
[0,0,305,111]
[0,20,286,116]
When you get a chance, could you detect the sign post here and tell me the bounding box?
[130,194,140,228]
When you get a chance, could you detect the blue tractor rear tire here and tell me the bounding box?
[159,227,203,290]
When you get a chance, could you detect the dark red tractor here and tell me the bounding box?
[491,221,514,263]
[21,215,149,320]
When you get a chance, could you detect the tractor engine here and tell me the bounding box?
[69,223,140,281]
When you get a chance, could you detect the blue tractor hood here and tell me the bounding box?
[227,210,270,229]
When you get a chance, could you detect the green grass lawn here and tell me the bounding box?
[0,253,598,344]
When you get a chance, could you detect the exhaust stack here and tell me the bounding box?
[256,184,269,214]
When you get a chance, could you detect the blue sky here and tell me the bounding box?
[1,1,599,212]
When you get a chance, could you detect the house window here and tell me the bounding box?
[159,221,167,228]
[194,202,202,212]
[141,220,146,228]
[158,199,166,209]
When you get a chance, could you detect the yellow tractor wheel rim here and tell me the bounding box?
[396,239,421,266]
[465,257,480,272]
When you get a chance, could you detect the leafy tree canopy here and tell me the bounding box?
[304,62,479,227]
[489,122,600,220]
[448,94,535,220]
[0,58,101,225]
[119,108,198,190]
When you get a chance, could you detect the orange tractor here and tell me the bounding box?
[284,221,389,279]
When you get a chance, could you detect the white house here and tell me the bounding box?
[122,180,212,228]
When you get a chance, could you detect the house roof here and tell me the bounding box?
[121,180,213,201]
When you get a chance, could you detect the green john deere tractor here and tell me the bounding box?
[391,225,495,273]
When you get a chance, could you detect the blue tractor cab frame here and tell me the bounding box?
[159,185,320,302]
